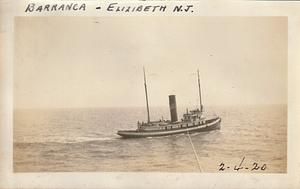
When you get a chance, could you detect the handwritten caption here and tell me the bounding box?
[24,2,194,14]
[218,157,267,172]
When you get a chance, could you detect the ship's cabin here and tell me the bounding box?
[183,108,203,122]
[136,108,206,131]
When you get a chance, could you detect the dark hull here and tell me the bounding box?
[117,117,221,138]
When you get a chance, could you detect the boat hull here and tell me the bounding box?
[117,117,221,138]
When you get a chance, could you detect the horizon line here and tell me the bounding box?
[14,103,287,110]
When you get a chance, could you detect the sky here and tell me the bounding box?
[14,17,287,109]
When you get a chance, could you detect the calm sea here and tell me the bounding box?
[13,105,287,172]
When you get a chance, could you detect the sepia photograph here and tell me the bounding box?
[13,16,287,173]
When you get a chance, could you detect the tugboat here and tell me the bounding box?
[117,68,221,138]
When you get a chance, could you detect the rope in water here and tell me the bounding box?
[186,130,203,172]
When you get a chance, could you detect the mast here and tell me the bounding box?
[143,67,150,123]
[197,69,203,112]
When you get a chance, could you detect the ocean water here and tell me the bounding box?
[13,105,287,172]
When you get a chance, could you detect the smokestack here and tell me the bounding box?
[169,95,178,122]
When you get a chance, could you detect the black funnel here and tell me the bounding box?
[169,95,178,122]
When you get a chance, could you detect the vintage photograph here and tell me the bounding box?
[13,17,287,172]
